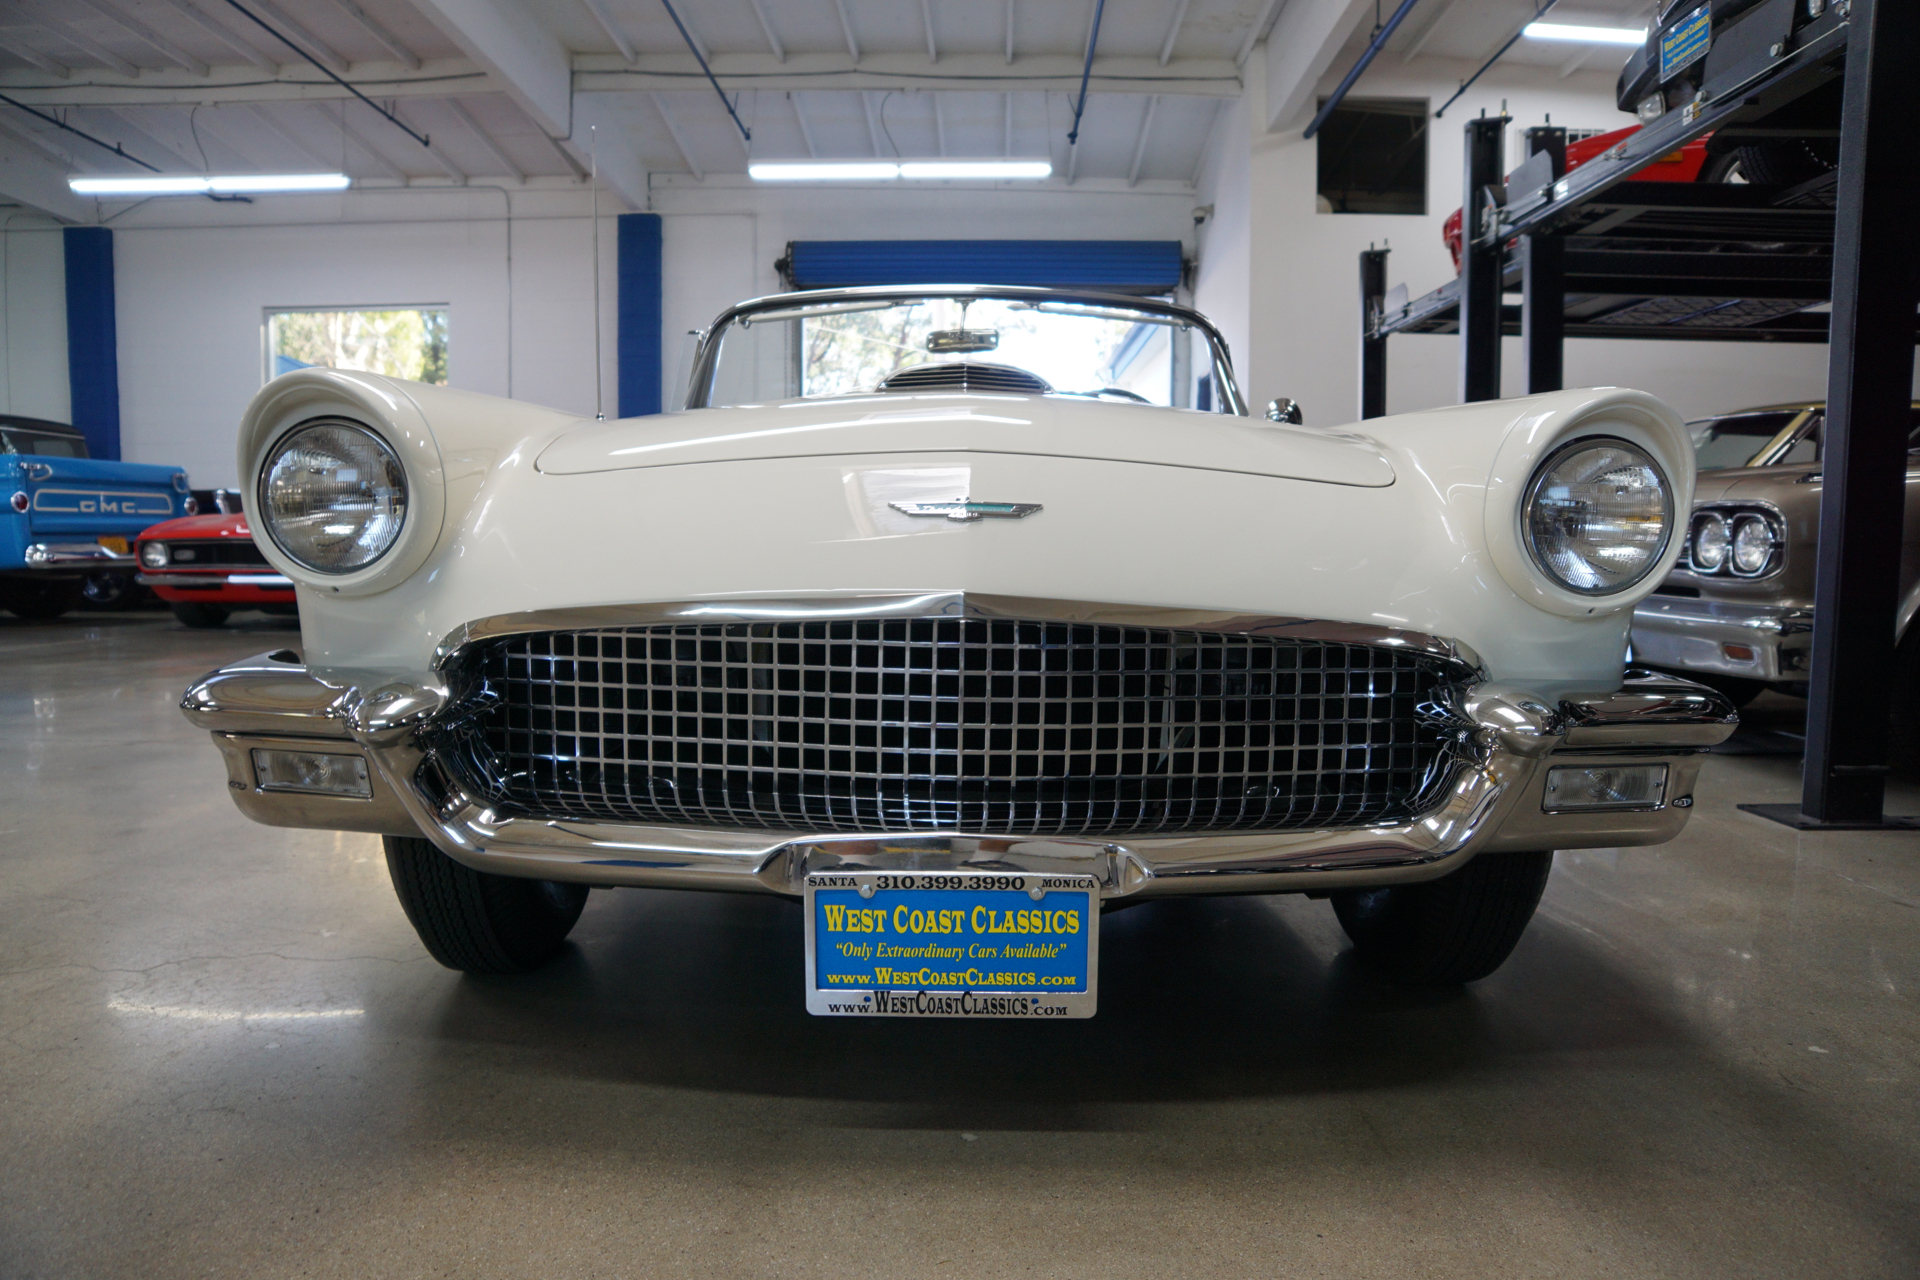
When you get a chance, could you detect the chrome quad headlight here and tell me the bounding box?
[1522,437,1673,594]
[257,420,407,573]
[1684,506,1784,577]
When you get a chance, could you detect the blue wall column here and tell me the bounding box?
[63,226,121,459]
[616,213,662,418]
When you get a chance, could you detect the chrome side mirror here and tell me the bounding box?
[1266,398,1303,425]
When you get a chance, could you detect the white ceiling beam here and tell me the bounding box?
[578,0,636,63]
[445,98,525,181]
[1400,0,1468,62]
[1159,0,1189,66]
[0,115,91,172]
[923,0,937,64]
[312,103,409,180]
[182,106,272,168]
[413,0,645,206]
[1262,0,1377,133]
[650,92,700,179]
[246,104,341,169]
[154,0,274,71]
[24,13,139,77]
[70,0,208,75]
[1126,94,1156,186]
[410,0,569,136]
[790,92,815,157]
[327,0,422,70]
[747,0,784,62]
[833,0,859,64]
[1235,0,1284,65]
[246,0,351,76]
[0,33,68,77]
[861,89,883,155]
[571,52,1242,98]
[0,129,91,219]
[1004,0,1014,63]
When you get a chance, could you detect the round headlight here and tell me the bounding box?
[1523,438,1673,595]
[258,420,407,574]
[1730,513,1774,575]
[1692,513,1730,572]
[139,542,169,569]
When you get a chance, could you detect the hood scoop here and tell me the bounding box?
[879,362,1052,395]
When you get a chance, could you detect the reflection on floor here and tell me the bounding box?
[2,614,1916,1277]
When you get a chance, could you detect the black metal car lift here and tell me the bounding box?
[1359,0,1918,827]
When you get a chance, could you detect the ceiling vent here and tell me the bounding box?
[878,362,1053,395]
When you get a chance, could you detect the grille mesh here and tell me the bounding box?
[433,618,1461,837]
[878,362,1052,394]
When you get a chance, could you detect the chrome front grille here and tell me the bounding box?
[432,618,1462,837]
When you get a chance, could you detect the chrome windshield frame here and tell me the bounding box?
[684,284,1248,417]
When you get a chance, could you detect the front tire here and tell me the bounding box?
[1330,850,1552,986]
[383,835,589,974]
[0,578,82,620]
[170,602,230,628]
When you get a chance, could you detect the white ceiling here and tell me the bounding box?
[0,0,1657,211]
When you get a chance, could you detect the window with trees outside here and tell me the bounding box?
[266,307,449,385]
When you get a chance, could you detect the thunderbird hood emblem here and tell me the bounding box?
[889,498,1043,522]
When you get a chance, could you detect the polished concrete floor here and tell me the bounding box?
[3,610,1917,1278]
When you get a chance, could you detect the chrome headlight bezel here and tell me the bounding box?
[1683,504,1785,578]
[256,419,409,575]
[139,541,169,568]
[1520,436,1675,597]
[1690,511,1730,572]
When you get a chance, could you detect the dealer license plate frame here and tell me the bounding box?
[803,870,1100,1019]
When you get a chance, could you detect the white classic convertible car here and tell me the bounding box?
[184,285,1734,1015]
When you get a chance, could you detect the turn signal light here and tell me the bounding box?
[251,749,372,797]
[1543,763,1668,812]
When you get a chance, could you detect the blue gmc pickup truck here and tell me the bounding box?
[2,415,194,619]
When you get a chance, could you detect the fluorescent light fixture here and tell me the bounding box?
[748,158,1054,182]
[1523,22,1646,43]
[69,173,351,197]
[748,162,901,181]
[898,159,1052,179]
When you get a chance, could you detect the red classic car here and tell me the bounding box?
[1443,125,1716,271]
[135,512,296,628]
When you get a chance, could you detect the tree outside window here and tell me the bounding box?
[267,307,449,384]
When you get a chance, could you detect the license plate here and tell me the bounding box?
[804,871,1098,1019]
[97,536,128,555]
[1659,5,1711,80]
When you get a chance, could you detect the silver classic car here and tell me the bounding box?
[182,285,1736,1015]
[1630,400,1920,753]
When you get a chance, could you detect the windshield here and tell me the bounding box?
[0,427,88,459]
[694,294,1237,413]
[1688,411,1799,470]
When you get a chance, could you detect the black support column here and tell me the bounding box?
[1359,246,1389,419]
[1519,126,1566,395]
[1458,114,1507,402]
[1746,0,1920,829]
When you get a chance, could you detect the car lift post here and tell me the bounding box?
[1359,247,1389,419]
[1744,0,1920,830]
[1518,126,1566,395]
[1458,114,1507,402]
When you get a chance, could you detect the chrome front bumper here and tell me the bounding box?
[23,542,136,569]
[182,649,1737,900]
[1631,595,1813,683]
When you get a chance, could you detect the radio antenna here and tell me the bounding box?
[590,125,604,420]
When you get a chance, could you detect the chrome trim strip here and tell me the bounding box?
[24,542,136,567]
[181,647,1736,898]
[138,572,293,588]
[430,594,1488,677]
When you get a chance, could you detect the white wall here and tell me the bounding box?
[2,217,69,424]
[102,178,1198,486]
[1201,51,1845,428]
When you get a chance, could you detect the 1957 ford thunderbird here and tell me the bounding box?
[182,285,1735,1016]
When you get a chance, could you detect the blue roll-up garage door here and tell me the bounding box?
[785,240,1183,294]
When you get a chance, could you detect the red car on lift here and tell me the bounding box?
[136,496,297,628]
[1443,125,1719,270]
